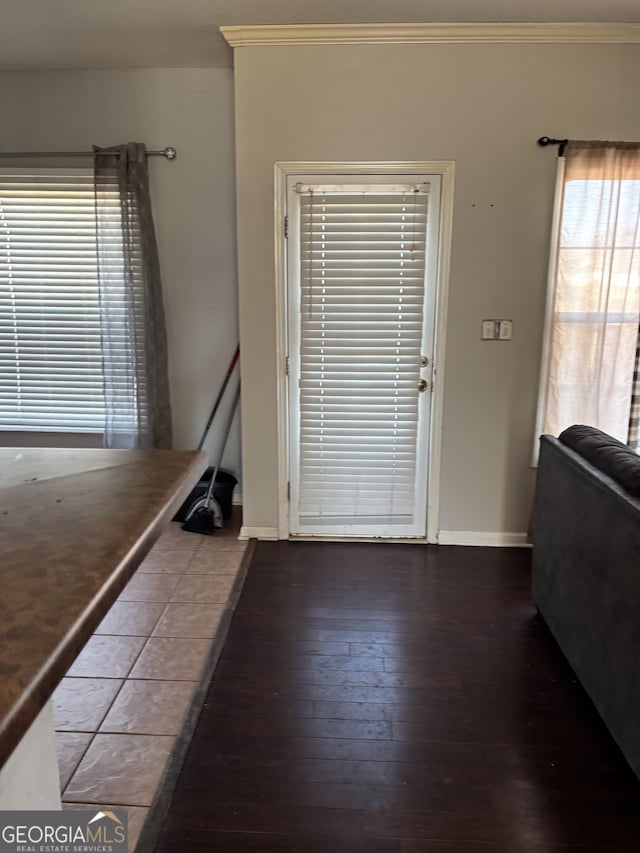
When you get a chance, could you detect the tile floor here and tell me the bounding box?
[52,511,247,852]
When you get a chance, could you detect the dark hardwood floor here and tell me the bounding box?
[153,541,640,852]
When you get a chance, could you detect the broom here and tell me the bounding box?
[182,383,241,535]
[195,345,239,453]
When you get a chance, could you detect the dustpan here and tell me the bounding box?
[182,383,240,535]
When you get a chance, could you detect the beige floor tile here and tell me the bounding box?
[100,680,195,736]
[152,524,207,551]
[170,573,236,604]
[55,732,92,789]
[129,637,211,681]
[152,602,224,638]
[197,536,246,551]
[62,804,148,853]
[95,602,165,637]
[66,635,146,679]
[53,678,122,732]
[186,550,245,574]
[127,806,148,852]
[118,573,181,603]
[137,549,194,574]
[126,806,148,852]
[64,733,173,806]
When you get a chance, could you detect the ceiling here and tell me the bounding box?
[1,0,639,71]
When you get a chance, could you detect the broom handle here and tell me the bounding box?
[204,383,241,501]
[196,345,240,451]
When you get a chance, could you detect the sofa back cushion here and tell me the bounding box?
[559,424,640,497]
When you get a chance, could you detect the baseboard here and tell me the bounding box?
[232,492,243,506]
[237,525,530,547]
[437,530,531,547]
[239,525,280,540]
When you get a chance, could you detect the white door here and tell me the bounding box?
[287,174,441,538]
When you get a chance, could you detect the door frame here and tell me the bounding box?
[274,161,455,542]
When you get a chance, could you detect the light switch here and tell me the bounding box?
[499,320,513,340]
[482,320,498,340]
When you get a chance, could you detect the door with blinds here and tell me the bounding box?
[287,174,441,538]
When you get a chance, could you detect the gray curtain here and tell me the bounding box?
[94,142,172,449]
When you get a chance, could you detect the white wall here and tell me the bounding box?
[232,41,640,538]
[0,68,241,480]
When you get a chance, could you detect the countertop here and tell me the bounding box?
[0,447,206,768]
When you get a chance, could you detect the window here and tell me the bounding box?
[0,169,121,433]
[536,143,640,450]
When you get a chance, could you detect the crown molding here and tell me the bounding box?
[220,22,640,48]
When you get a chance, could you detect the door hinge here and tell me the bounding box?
[284,215,289,239]
[285,356,290,376]
[287,481,291,501]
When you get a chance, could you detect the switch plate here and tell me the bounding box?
[482,319,513,341]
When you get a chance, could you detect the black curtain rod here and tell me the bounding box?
[538,136,568,156]
[0,146,177,160]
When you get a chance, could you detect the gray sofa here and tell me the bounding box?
[533,424,640,778]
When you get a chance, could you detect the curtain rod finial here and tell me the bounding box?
[538,136,569,155]
[163,147,177,160]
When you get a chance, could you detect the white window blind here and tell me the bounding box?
[0,170,121,432]
[296,187,429,527]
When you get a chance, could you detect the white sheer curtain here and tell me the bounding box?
[538,141,640,446]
